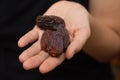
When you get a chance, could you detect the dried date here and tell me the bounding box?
[36,15,65,30]
[36,15,70,57]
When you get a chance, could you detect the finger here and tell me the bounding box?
[23,51,49,70]
[19,41,41,63]
[18,26,43,47]
[39,54,65,73]
[66,27,90,59]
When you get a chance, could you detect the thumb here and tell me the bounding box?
[66,28,90,59]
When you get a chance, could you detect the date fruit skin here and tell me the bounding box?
[36,15,70,57]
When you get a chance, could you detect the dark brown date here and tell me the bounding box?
[36,15,65,30]
[36,15,70,57]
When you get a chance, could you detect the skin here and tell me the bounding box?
[18,0,120,73]
[84,0,120,62]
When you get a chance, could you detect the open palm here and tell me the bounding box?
[18,1,90,73]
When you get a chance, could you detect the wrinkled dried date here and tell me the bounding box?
[36,15,65,30]
[41,30,64,57]
[36,15,70,57]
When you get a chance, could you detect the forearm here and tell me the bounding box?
[82,0,120,63]
[83,15,120,63]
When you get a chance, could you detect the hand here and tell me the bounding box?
[18,1,90,73]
